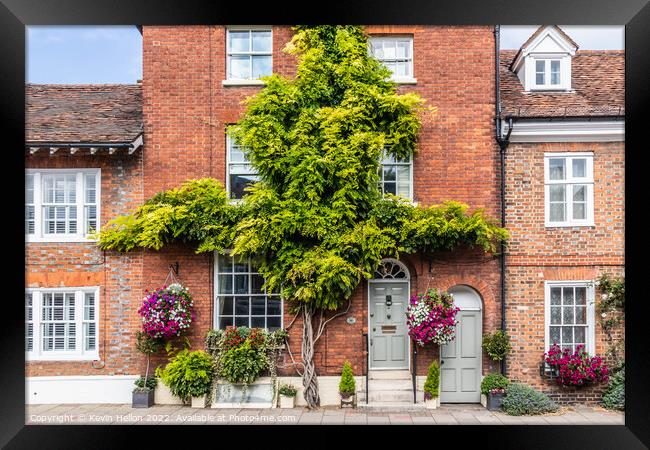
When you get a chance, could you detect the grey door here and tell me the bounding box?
[440,310,482,403]
[369,282,409,369]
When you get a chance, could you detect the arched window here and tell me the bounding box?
[373,258,409,279]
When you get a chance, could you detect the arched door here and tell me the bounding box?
[440,285,483,403]
[368,259,410,370]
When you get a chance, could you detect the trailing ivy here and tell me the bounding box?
[98,25,508,408]
[595,273,625,368]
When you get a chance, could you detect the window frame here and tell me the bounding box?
[213,251,283,331]
[368,35,416,84]
[529,55,569,91]
[26,168,101,243]
[225,26,273,83]
[544,152,594,227]
[225,134,259,200]
[544,281,596,355]
[26,286,100,361]
[378,150,414,201]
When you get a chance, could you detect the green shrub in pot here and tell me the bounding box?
[157,349,215,402]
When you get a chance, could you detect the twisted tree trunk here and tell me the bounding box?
[301,304,320,409]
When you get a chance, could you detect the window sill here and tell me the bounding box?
[544,222,595,228]
[222,79,266,87]
[27,353,100,362]
[393,77,417,85]
[26,236,99,244]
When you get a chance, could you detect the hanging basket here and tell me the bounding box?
[406,288,460,346]
[139,266,195,340]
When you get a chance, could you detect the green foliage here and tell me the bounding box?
[205,327,287,386]
[423,361,440,399]
[602,365,625,411]
[158,349,215,400]
[480,373,510,395]
[134,376,157,391]
[595,273,625,366]
[135,331,163,357]
[501,383,559,416]
[279,384,298,397]
[482,330,512,361]
[338,361,356,395]
[97,26,508,317]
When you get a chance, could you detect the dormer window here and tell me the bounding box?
[510,26,577,92]
[534,59,562,88]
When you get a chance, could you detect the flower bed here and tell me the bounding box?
[406,289,460,346]
[544,344,609,387]
[139,283,194,339]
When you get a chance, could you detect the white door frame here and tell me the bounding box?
[367,278,411,371]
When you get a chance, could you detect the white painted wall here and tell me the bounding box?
[26,375,139,404]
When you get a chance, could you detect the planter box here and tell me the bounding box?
[279,395,295,408]
[487,392,505,411]
[154,380,184,405]
[132,389,154,408]
[212,378,275,409]
[425,397,440,409]
[340,393,356,408]
[191,395,208,408]
[480,394,488,408]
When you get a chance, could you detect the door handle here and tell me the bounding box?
[370,339,373,346]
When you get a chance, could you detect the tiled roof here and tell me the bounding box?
[26,84,143,143]
[500,50,624,118]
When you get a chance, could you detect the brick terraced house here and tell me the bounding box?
[24,25,624,407]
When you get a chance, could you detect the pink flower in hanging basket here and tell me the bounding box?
[138,283,194,340]
[406,289,460,346]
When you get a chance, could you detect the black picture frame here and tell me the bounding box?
[1,0,648,448]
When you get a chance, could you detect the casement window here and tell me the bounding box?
[379,152,413,200]
[544,153,594,227]
[368,36,415,83]
[26,287,99,361]
[534,59,561,87]
[528,56,571,91]
[226,28,272,81]
[226,135,259,199]
[214,253,283,331]
[25,169,101,242]
[545,282,595,355]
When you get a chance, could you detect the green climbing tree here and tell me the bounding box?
[98,25,508,409]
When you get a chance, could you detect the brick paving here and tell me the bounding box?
[25,403,624,425]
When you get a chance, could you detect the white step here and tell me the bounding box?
[368,370,411,380]
[369,379,413,391]
[358,402,426,411]
[369,390,415,403]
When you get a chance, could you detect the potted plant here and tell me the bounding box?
[423,361,440,409]
[544,344,609,387]
[132,331,162,408]
[480,373,510,411]
[278,384,298,408]
[482,330,512,362]
[157,349,215,407]
[338,361,356,408]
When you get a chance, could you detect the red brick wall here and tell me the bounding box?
[25,151,145,376]
[141,25,501,379]
[505,141,624,402]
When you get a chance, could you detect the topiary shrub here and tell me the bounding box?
[602,365,625,411]
[482,330,512,361]
[157,349,215,401]
[480,373,510,395]
[423,361,440,400]
[501,383,559,416]
[339,361,356,397]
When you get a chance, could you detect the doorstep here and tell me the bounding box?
[357,401,428,412]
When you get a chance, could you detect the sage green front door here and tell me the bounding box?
[369,282,409,369]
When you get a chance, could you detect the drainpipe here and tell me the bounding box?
[494,25,513,377]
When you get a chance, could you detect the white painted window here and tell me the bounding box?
[545,281,595,354]
[226,135,259,199]
[226,28,272,80]
[533,58,566,89]
[214,253,282,331]
[25,169,101,242]
[368,36,415,83]
[379,151,413,200]
[26,287,99,361]
[544,153,594,227]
